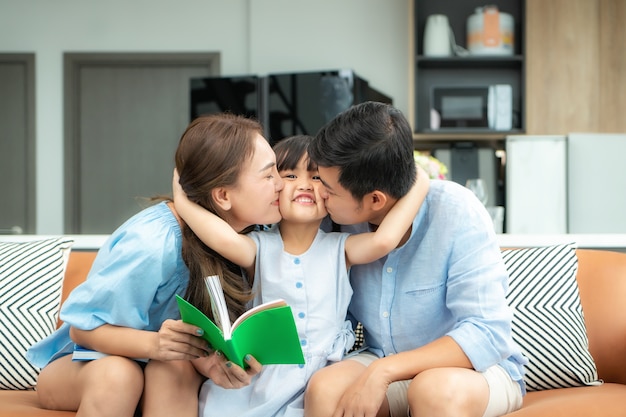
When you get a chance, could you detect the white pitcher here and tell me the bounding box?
[423,14,452,56]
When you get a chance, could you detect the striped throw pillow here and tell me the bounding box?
[0,237,73,390]
[502,243,602,391]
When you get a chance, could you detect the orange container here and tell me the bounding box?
[467,6,514,55]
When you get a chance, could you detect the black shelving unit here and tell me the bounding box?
[416,55,523,69]
[412,0,525,225]
[413,0,525,141]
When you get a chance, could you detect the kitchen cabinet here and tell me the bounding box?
[410,0,626,141]
[409,0,525,213]
[407,0,624,233]
[411,0,526,145]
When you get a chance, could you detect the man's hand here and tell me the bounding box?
[333,366,390,417]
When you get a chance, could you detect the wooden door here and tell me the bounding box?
[64,53,219,233]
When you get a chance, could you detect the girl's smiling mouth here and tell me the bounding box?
[294,194,315,204]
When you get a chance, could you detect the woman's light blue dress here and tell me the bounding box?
[198,225,355,417]
[26,202,188,368]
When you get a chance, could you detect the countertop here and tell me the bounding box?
[3,234,626,252]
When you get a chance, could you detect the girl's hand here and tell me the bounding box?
[152,319,212,361]
[192,352,262,389]
[172,168,186,203]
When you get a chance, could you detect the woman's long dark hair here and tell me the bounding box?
[175,114,263,322]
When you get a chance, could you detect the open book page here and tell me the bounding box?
[205,274,288,339]
[204,275,232,338]
[232,298,287,330]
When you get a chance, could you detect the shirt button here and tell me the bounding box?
[298,364,305,368]
[294,258,301,265]
[296,282,303,289]
[298,312,305,319]
[386,267,393,273]
[300,339,307,346]
[382,311,390,318]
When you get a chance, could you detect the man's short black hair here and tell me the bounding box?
[309,101,416,200]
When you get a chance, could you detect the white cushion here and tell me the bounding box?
[502,243,602,391]
[0,237,73,390]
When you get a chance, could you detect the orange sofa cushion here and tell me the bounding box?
[56,251,98,327]
[0,250,96,416]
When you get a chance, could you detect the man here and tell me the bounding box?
[304,102,526,417]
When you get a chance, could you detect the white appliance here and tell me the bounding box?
[423,14,452,56]
[488,84,513,130]
[506,133,626,234]
[505,135,567,234]
[430,84,512,131]
[567,133,626,233]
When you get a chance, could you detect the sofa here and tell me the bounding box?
[0,239,625,416]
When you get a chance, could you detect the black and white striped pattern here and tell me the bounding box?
[0,237,73,390]
[503,243,602,391]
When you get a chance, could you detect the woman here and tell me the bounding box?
[26,114,283,417]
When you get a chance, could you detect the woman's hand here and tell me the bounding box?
[192,352,262,389]
[151,319,212,361]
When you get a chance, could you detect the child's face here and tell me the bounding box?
[278,154,328,223]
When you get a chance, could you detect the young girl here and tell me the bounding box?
[173,135,429,416]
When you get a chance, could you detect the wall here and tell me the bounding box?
[0,0,410,233]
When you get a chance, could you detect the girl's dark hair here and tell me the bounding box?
[273,135,317,172]
[175,113,263,322]
[309,101,416,200]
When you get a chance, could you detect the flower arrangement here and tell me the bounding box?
[414,150,448,180]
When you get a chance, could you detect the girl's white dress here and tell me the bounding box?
[198,225,355,417]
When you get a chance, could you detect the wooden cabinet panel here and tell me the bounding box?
[526,0,626,135]
[525,0,600,134]
[599,0,626,133]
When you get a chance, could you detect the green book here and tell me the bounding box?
[175,276,305,369]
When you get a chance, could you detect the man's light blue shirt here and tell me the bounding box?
[343,180,527,393]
